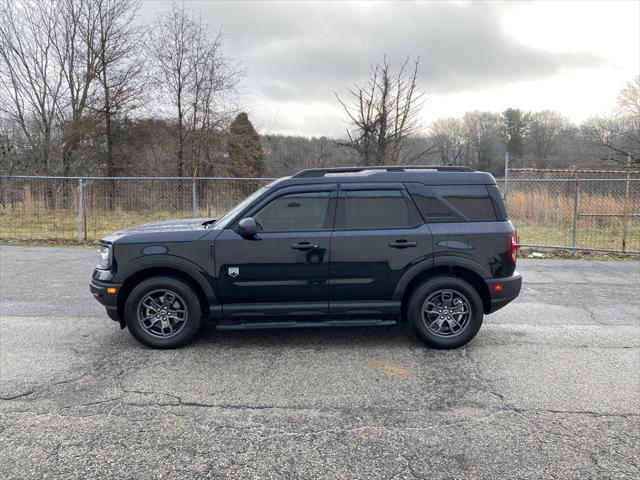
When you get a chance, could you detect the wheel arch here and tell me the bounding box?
[116,264,215,324]
[397,262,492,319]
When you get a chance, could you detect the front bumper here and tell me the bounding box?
[485,272,522,313]
[90,274,124,327]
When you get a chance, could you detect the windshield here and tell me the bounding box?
[212,186,269,229]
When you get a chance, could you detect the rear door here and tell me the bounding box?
[329,183,433,318]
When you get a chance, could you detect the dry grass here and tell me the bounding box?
[505,189,640,251]
[506,190,635,225]
[0,207,225,242]
[1,190,639,252]
[507,191,575,225]
[514,223,640,251]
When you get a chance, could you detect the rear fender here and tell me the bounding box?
[393,255,491,301]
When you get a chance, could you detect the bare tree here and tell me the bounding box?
[149,3,195,176]
[311,136,332,168]
[614,76,640,163]
[0,117,24,175]
[0,0,146,178]
[428,117,466,166]
[617,76,640,120]
[91,0,145,177]
[336,56,428,165]
[53,0,104,176]
[581,117,639,165]
[463,111,505,174]
[187,29,242,176]
[582,76,640,165]
[0,0,66,173]
[526,110,569,168]
[149,2,242,177]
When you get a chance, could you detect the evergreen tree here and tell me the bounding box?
[227,113,264,178]
[502,108,529,158]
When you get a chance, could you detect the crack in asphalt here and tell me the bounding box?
[5,393,639,422]
[6,351,636,425]
[3,401,636,439]
[0,390,34,400]
[4,330,637,423]
[3,251,640,479]
[460,343,639,473]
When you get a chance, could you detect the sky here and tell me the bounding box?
[141,0,640,138]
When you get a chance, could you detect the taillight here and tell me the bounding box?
[508,232,518,264]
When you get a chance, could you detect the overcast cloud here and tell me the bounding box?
[141,1,639,137]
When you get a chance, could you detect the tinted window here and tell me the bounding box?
[407,184,498,222]
[342,190,414,229]
[254,192,331,232]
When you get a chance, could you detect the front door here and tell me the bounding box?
[215,185,336,320]
[329,183,433,317]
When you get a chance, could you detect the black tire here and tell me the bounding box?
[407,276,484,349]
[124,276,201,349]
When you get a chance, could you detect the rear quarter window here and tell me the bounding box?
[406,183,500,223]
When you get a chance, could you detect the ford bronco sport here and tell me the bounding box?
[90,166,521,349]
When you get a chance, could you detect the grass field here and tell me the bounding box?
[0,208,207,243]
[515,223,640,251]
[1,205,639,252]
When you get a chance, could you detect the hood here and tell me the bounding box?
[118,217,212,234]
[102,217,214,244]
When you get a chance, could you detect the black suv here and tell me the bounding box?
[90,166,521,349]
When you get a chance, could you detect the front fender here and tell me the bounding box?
[115,255,217,306]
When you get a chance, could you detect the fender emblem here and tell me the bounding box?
[228,267,239,277]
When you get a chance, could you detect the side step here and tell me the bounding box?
[216,319,398,331]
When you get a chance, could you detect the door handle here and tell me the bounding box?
[292,242,318,251]
[389,240,417,248]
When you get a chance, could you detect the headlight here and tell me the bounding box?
[97,244,112,270]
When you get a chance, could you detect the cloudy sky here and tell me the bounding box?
[141,0,639,138]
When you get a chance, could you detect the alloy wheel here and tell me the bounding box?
[421,289,472,337]
[137,289,188,338]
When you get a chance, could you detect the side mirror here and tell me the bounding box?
[236,217,259,239]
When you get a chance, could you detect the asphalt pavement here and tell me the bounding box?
[0,245,639,479]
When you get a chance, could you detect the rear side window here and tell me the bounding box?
[339,190,419,229]
[406,184,499,223]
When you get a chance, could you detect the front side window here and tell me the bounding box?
[254,192,331,232]
[341,190,415,229]
[213,187,269,229]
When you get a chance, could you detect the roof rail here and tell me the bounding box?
[292,165,475,178]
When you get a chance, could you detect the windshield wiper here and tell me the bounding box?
[201,219,217,228]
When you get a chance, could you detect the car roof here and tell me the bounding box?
[269,166,497,188]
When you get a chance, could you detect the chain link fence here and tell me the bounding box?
[0,176,273,242]
[1,171,639,254]
[501,168,640,254]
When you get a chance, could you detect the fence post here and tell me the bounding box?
[571,173,580,256]
[77,178,86,242]
[621,156,631,253]
[192,178,197,218]
[503,152,510,199]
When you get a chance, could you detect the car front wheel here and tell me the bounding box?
[407,276,484,349]
[124,276,201,349]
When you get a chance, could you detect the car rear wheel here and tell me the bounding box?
[125,276,201,349]
[407,276,483,349]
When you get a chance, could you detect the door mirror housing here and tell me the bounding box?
[237,217,259,239]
